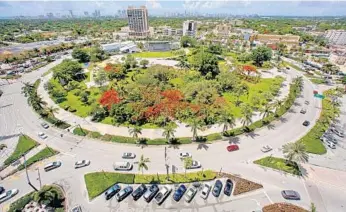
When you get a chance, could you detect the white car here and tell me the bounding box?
[38,132,48,139]
[261,145,273,153]
[0,189,19,204]
[187,161,201,169]
[184,187,198,203]
[74,160,91,169]
[179,152,192,159]
[200,183,211,199]
[154,185,172,205]
[122,152,136,159]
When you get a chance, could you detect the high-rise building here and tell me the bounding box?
[84,11,89,17]
[127,6,149,37]
[325,30,346,45]
[68,10,74,18]
[183,20,197,37]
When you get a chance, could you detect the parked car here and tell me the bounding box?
[212,180,223,197]
[281,190,300,200]
[302,121,310,126]
[105,184,121,200]
[200,183,211,199]
[179,152,192,158]
[113,162,133,171]
[185,187,198,203]
[115,186,133,202]
[44,161,61,172]
[227,145,239,152]
[327,142,336,149]
[0,186,4,194]
[224,179,234,196]
[321,134,338,144]
[122,152,136,159]
[74,160,90,169]
[38,132,48,139]
[173,184,187,202]
[187,161,201,169]
[155,185,172,205]
[0,189,19,203]
[143,184,159,203]
[261,145,273,153]
[70,205,82,212]
[331,127,344,138]
[41,122,49,129]
[305,101,309,105]
[300,108,307,114]
[132,184,147,201]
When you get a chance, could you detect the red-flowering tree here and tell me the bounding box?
[242,65,257,76]
[99,89,121,109]
[161,89,184,102]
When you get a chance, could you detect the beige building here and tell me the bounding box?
[330,53,346,65]
[214,24,232,37]
[127,6,149,37]
[251,34,300,46]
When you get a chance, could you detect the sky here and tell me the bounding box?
[0,1,346,17]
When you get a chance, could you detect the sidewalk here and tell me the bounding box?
[0,144,46,178]
[37,62,292,139]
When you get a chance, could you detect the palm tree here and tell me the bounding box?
[282,142,309,165]
[183,157,193,177]
[190,119,201,141]
[162,124,176,144]
[273,99,283,115]
[260,104,274,122]
[138,154,150,175]
[21,82,34,96]
[240,103,253,128]
[220,112,236,133]
[129,126,142,142]
[46,106,59,118]
[310,203,317,212]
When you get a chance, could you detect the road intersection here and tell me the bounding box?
[0,57,345,211]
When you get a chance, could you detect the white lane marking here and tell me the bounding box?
[263,191,273,204]
[60,152,76,157]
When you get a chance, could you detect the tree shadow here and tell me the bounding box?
[197,143,209,151]
[245,131,259,139]
[279,117,288,123]
[0,104,12,109]
[288,108,297,113]
[136,138,148,149]
[299,165,309,179]
[293,102,301,106]
[0,133,21,141]
[266,123,275,130]
[228,136,240,144]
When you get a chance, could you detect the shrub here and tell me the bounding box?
[73,127,88,136]
[110,135,137,144]
[8,192,34,212]
[88,131,102,139]
[18,147,59,171]
[206,133,222,141]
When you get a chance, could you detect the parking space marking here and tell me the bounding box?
[263,191,273,204]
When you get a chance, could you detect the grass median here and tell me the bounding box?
[254,156,301,176]
[4,135,38,166]
[84,170,216,200]
[18,147,59,171]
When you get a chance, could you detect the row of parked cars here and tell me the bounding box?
[320,123,344,149]
[104,179,234,205]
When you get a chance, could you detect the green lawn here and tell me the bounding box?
[132,51,182,58]
[254,156,301,176]
[223,77,284,117]
[4,135,38,166]
[18,147,59,170]
[84,170,216,199]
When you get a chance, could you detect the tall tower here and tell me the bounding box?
[183,20,197,37]
[127,6,149,37]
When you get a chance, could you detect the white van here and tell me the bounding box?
[113,162,133,171]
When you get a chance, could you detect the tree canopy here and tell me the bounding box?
[251,46,272,66]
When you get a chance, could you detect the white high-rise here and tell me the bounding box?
[127,6,149,37]
[325,30,346,45]
[183,20,197,37]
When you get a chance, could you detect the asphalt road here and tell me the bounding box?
[0,57,343,211]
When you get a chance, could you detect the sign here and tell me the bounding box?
[314,94,325,99]
[313,90,318,95]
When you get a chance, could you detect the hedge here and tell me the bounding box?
[4,135,38,166]
[84,170,216,200]
[254,156,301,176]
[18,147,59,171]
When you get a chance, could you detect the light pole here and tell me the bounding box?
[36,168,42,189]
[22,154,38,191]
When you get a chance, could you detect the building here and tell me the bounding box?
[324,30,346,45]
[330,53,346,65]
[214,24,232,37]
[162,27,183,37]
[183,20,197,37]
[127,6,149,37]
[250,34,300,47]
[101,41,136,52]
[229,19,243,26]
[145,41,180,52]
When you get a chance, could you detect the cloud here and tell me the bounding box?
[146,0,162,9]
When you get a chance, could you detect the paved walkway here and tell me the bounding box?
[37,59,292,139]
[0,144,46,178]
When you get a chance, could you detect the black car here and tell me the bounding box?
[104,184,121,200]
[0,186,4,194]
[303,120,310,126]
[132,184,147,201]
[143,184,159,203]
[115,186,133,202]
[173,184,187,202]
[224,179,233,196]
[212,180,223,197]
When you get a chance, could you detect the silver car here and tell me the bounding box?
[184,187,197,203]
[122,152,136,159]
[75,160,91,169]
[200,183,211,199]
[187,161,201,169]
[0,189,19,203]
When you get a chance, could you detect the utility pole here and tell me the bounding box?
[22,154,38,191]
[36,168,42,189]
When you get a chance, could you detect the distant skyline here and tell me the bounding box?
[0,1,346,17]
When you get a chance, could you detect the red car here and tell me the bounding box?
[227,145,239,152]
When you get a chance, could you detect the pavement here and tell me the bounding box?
[0,56,345,211]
